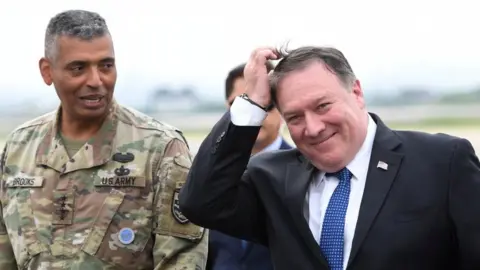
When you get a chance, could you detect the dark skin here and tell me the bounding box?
[39,35,117,141]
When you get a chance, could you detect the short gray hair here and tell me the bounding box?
[44,10,111,60]
[269,45,356,105]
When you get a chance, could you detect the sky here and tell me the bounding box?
[1,0,479,107]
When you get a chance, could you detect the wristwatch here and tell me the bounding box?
[238,93,274,112]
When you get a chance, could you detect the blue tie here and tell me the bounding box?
[319,168,352,270]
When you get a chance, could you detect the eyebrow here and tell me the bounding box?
[66,57,115,67]
[100,57,115,63]
[283,97,328,116]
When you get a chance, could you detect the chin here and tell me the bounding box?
[256,131,268,143]
[306,150,346,172]
[312,159,345,172]
[78,108,109,119]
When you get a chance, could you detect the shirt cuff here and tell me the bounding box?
[230,96,267,126]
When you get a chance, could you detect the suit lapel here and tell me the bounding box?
[285,155,329,267]
[347,113,404,267]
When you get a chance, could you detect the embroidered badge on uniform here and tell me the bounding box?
[172,182,189,224]
[114,165,130,176]
[112,152,135,163]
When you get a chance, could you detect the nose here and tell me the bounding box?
[304,112,325,138]
[86,67,103,89]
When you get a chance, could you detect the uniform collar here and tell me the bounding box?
[35,100,119,174]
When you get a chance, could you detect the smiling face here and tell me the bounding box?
[276,61,368,172]
[39,34,117,121]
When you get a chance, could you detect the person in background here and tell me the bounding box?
[0,9,207,270]
[206,62,292,270]
[224,62,292,155]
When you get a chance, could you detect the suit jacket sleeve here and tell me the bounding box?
[448,138,480,268]
[178,111,269,245]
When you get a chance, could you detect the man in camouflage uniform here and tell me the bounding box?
[0,10,207,270]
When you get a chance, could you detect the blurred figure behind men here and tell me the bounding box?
[206,62,292,270]
[225,62,290,155]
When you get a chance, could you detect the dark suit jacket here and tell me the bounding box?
[207,139,292,270]
[179,112,480,270]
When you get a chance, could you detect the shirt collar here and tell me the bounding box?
[258,136,283,154]
[345,114,377,181]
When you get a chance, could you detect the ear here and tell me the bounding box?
[351,79,366,108]
[39,57,53,86]
[351,79,363,97]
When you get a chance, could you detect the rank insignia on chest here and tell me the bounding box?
[114,165,130,176]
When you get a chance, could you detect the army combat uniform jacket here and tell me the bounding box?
[0,102,207,270]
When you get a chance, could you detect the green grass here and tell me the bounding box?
[387,118,480,129]
[1,116,478,150]
[182,118,480,138]
[182,130,210,139]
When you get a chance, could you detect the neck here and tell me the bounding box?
[251,134,279,155]
[60,111,106,141]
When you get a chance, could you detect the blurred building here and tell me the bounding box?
[147,87,199,113]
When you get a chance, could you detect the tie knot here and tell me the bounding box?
[325,167,352,182]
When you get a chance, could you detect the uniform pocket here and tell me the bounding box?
[81,189,154,269]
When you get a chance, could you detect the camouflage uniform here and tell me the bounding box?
[0,102,208,270]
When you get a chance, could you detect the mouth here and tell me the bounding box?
[313,132,336,145]
[79,95,105,108]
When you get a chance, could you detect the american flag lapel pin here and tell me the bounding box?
[377,161,388,171]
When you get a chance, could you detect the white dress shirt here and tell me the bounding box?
[230,96,377,269]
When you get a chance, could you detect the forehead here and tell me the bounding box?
[55,35,114,63]
[277,62,345,109]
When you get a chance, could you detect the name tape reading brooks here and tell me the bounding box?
[7,176,44,187]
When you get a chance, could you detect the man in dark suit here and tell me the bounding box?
[206,62,292,270]
[179,46,480,270]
